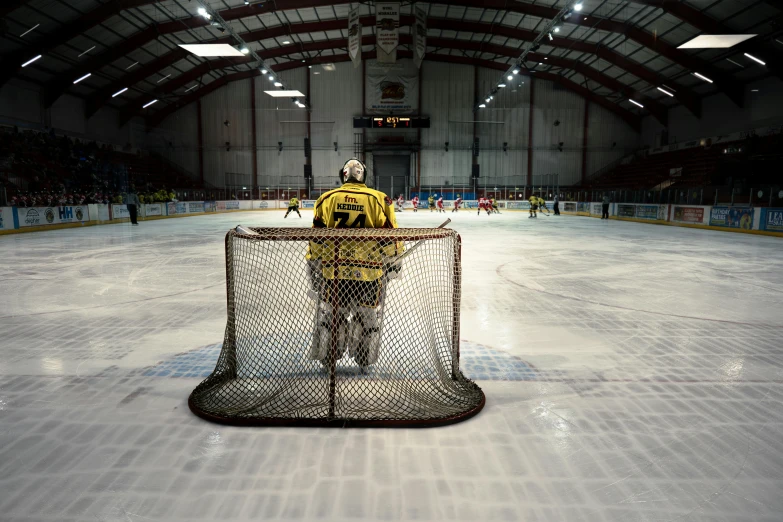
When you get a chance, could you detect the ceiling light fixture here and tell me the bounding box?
[126,61,138,70]
[554,26,561,33]
[693,72,713,83]
[726,58,744,68]
[21,55,42,67]
[657,86,674,97]
[678,34,756,49]
[479,104,486,108]
[185,85,198,92]
[112,87,129,98]
[268,75,274,81]
[78,46,96,57]
[574,2,583,11]
[629,99,644,108]
[240,47,250,54]
[261,69,268,74]
[264,90,306,97]
[274,82,283,87]
[20,24,40,38]
[498,83,506,88]
[508,75,513,80]
[548,32,553,41]
[283,40,291,44]
[156,74,171,83]
[743,52,765,65]
[73,73,91,84]
[485,97,491,103]
[179,44,245,57]
[143,99,158,109]
[513,69,519,74]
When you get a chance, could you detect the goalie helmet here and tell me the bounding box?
[339,158,367,184]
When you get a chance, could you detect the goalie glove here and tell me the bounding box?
[384,259,402,281]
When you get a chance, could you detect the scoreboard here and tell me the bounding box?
[353,116,430,129]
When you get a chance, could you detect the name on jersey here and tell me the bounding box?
[337,203,365,212]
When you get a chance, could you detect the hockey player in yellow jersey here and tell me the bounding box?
[528,195,539,218]
[284,196,301,218]
[308,158,402,370]
[537,196,548,215]
[428,194,435,212]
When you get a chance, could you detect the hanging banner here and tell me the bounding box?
[348,8,362,69]
[375,2,399,64]
[365,60,419,114]
[413,7,427,69]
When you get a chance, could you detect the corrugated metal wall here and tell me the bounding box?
[531,79,585,186]
[138,61,642,191]
[420,62,474,186]
[587,102,639,178]
[154,103,199,177]
[201,78,254,187]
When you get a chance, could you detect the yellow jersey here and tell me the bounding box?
[308,182,402,281]
[289,197,299,207]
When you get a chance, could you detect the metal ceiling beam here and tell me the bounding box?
[118,57,252,125]
[0,0,33,18]
[90,15,695,121]
[141,35,665,125]
[442,0,745,107]
[0,0,159,90]
[53,0,720,112]
[147,50,640,132]
[628,0,728,33]
[43,25,158,108]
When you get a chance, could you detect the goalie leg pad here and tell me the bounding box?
[355,306,382,367]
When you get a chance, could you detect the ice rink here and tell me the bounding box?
[1,209,782,522]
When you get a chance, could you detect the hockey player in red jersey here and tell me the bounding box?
[396,194,405,212]
[452,194,463,213]
[411,195,419,212]
[437,195,444,213]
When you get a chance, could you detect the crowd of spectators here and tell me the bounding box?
[0,126,179,208]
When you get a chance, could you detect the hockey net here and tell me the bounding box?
[188,226,485,427]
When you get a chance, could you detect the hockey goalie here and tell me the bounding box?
[306,158,403,370]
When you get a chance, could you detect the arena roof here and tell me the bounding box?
[2,0,781,129]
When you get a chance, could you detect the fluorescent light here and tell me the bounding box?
[508,75,513,80]
[322,63,336,71]
[178,44,245,57]
[126,61,138,70]
[629,99,644,108]
[726,58,744,68]
[78,46,95,57]
[264,90,306,97]
[143,99,158,109]
[744,53,765,65]
[661,84,676,92]
[751,89,759,92]
[240,47,250,54]
[283,40,291,44]
[479,104,486,108]
[261,69,267,74]
[693,72,713,83]
[314,71,320,75]
[274,82,283,87]
[185,85,198,92]
[498,83,506,87]
[21,55,42,67]
[20,24,40,38]
[657,87,674,97]
[156,74,171,83]
[678,34,756,49]
[548,33,553,41]
[574,2,583,11]
[73,73,91,84]
[112,87,128,98]
[544,57,548,59]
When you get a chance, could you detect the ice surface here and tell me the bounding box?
[1,210,782,521]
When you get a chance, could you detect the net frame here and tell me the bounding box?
[188,226,485,427]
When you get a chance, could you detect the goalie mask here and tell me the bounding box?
[340,158,367,184]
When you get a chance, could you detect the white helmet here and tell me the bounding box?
[340,158,366,184]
